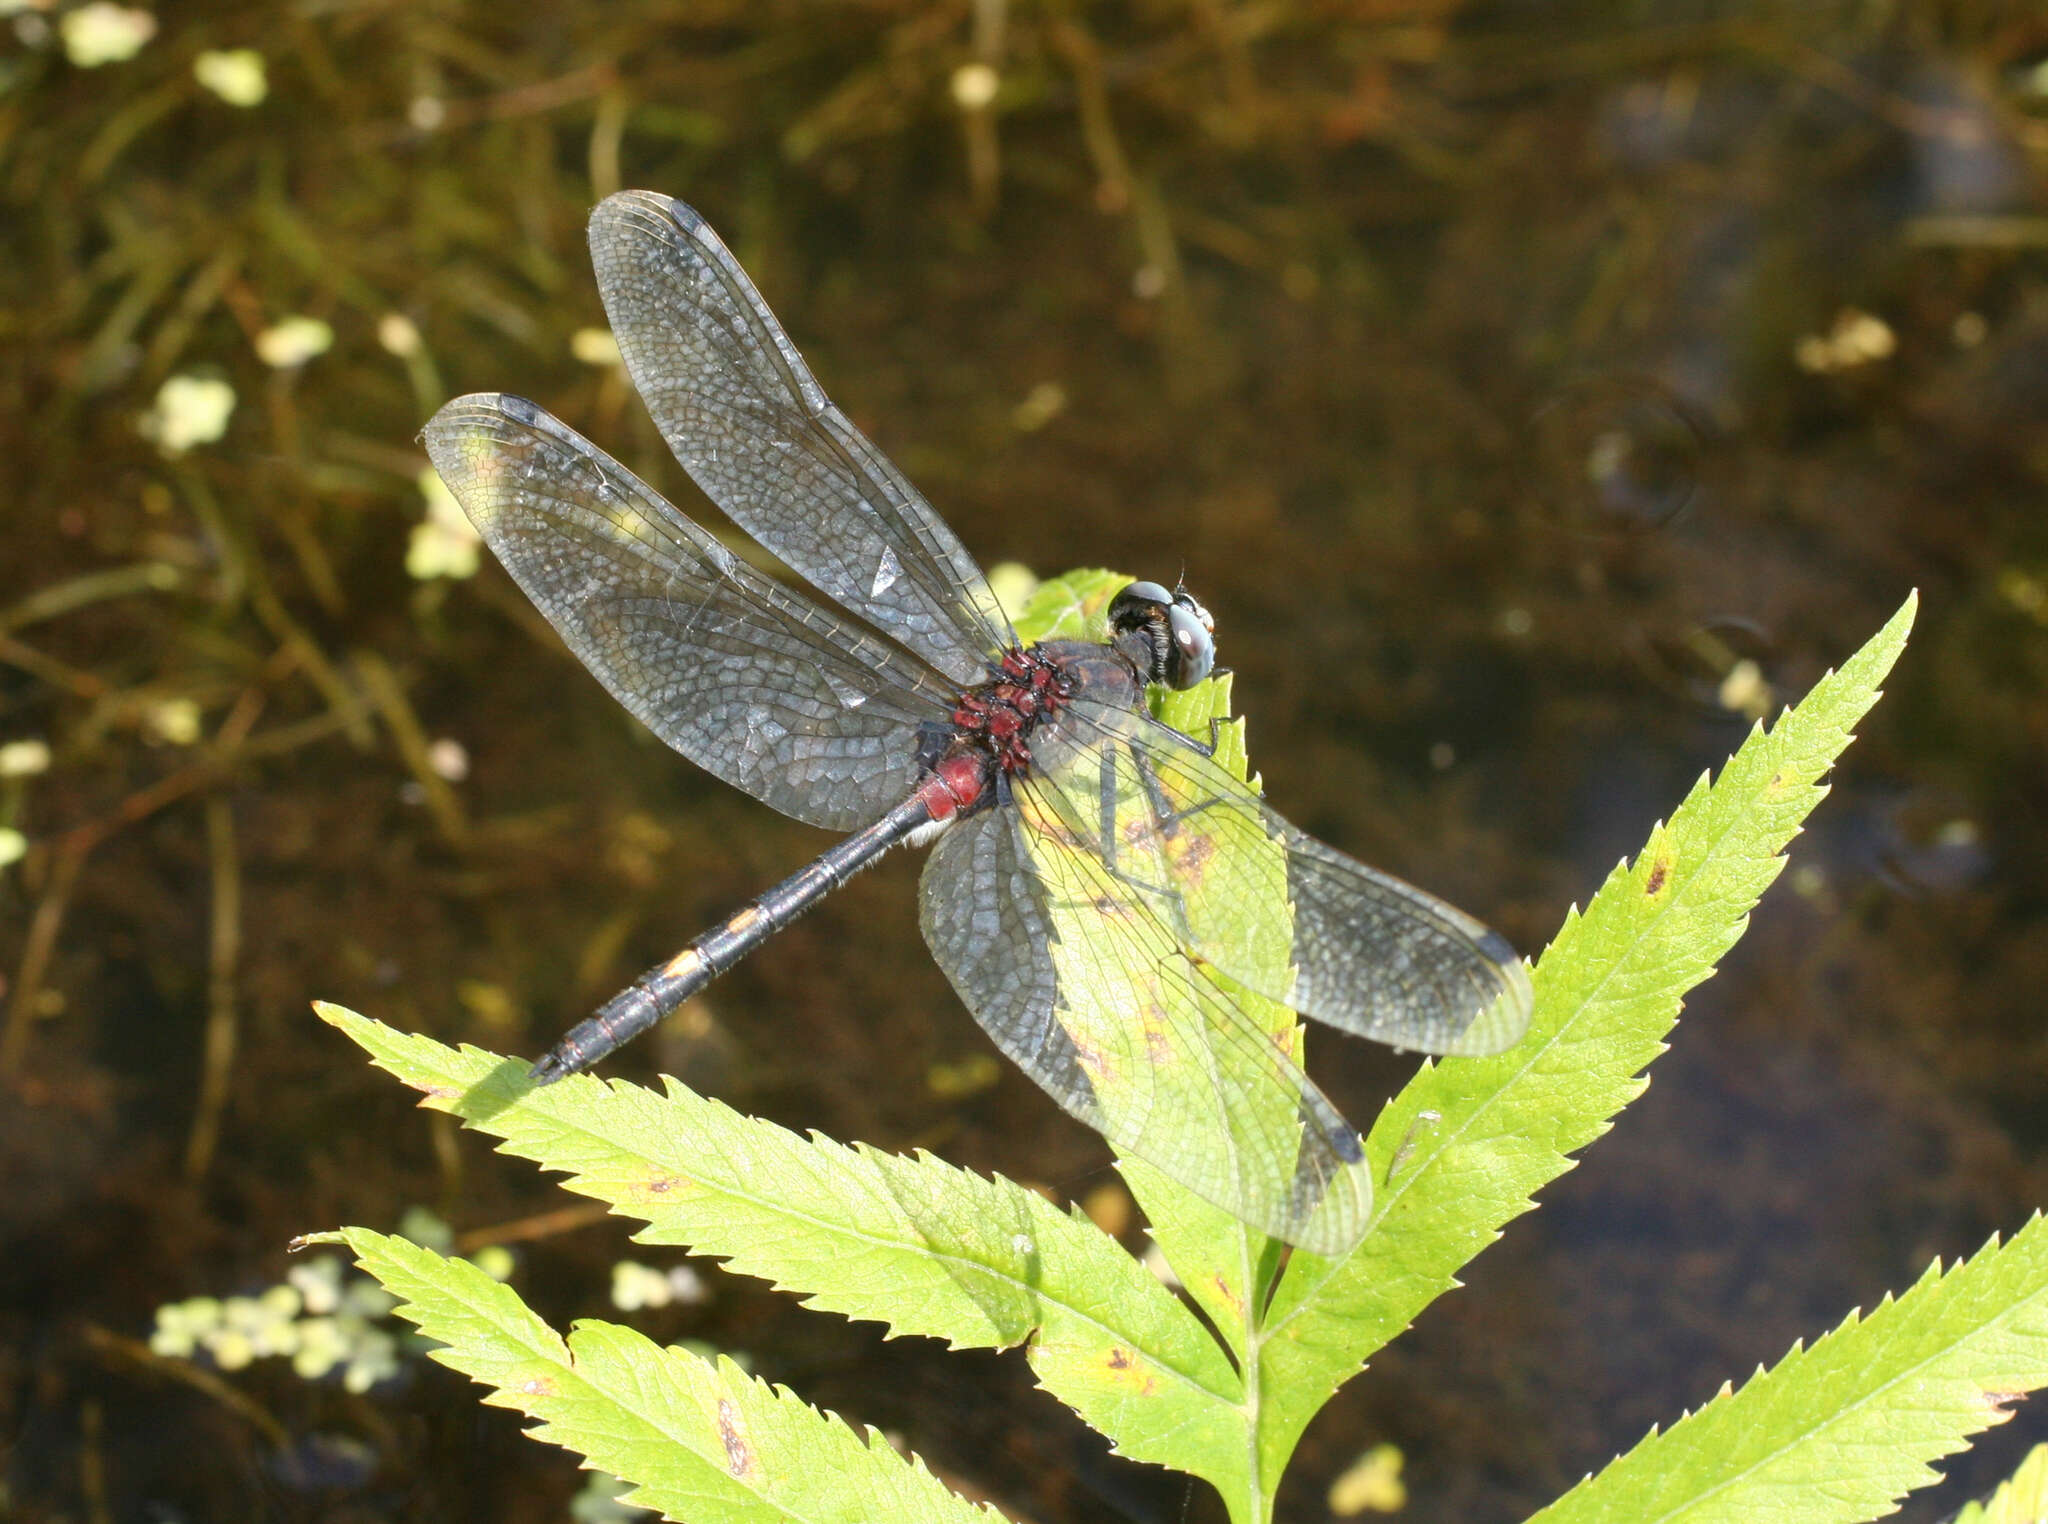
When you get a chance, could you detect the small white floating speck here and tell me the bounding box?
[254,315,334,369]
[193,48,267,107]
[139,375,235,455]
[60,3,156,68]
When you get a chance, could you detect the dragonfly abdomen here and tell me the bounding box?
[529,791,937,1082]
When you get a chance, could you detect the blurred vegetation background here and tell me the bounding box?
[2,2,2046,1520]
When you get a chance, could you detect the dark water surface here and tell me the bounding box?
[4,5,2046,1521]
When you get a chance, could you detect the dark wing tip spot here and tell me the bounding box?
[500,393,539,425]
[1329,1125,1365,1165]
[602,188,706,238]
[1477,929,1520,968]
[661,197,708,234]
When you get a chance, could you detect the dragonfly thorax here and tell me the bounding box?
[947,646,1076,777]
[913,638,1152,839]
[907,648,1077,841]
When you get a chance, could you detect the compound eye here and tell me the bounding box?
[1164,601,1215,688]
[1109,581,1174,630]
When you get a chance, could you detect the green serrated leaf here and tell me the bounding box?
[1251,592,1919,1479]
[323,1228,999,1523]
[1952,1441,2048,1524]
[313,1006,1245,1481]
[1527,1215,2048,1524]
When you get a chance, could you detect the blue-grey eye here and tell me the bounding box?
[1165,596,1214,688]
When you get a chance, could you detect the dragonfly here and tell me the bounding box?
[423,191,1533,1256]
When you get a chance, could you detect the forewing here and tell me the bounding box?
[1042,701,1535,1057]
[424,393,953,833]
[588,191,1013,685]
[919,800,1371,1257]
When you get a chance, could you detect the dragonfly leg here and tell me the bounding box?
[913,719,952,773]
[1083,740,1199,942]
[1127,736,1227,841]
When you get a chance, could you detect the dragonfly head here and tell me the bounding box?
[1109,580,1216,690]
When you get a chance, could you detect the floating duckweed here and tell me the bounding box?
[290,1316,349,1379]
[148,1297,223,1359]
[338,1327,401,1393]
[611,1260,708,1312]
[950,62,1000,112]
[1794,308,1897,373]
[397,1205,453,1253]
[138,375,235,455]
[192,48,267,107]
[145,698,203,746]
[287,1255,343,1315]
[147,1250,444,1392]
[378,313,423,357]
[611,1260,667,1312]
[570,326,623,366]
[254,316,334,368]
[407,470,482,580]
[426,737,469,782]
[1011,381,1067,432]
[60,3,155,67]
[0,738,52,777]
[1717,657,1774,720]
[1328,1442,1407,1515]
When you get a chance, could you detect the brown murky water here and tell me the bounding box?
[4,5,2046,1521]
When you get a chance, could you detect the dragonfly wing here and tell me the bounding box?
[425,393,953,833]
[1044,701,1535,1057]
[588,191,1014,686]
[919,798,1372,1256]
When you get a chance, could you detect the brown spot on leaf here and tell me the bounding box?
[1071,1037,1112,1083]
[1209,1272,1245,1321]
[631,1171,695,1204]
[1645,859,1669,895]
[1172,832,1216,885]
[1138,1000,1173,1065]
[717,1397,754,1477]
[1098,1345,1159,1394]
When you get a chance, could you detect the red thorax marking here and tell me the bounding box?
[928,646,1076,814]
